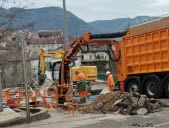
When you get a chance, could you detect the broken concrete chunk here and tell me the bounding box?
[113,98,124,105]
[152,102,160,110]
[120,94,124,99]
[95,102,103,110]
[117,107,124,114]
[132,92,141,97]
[132,97,139,105]
[138,95,147,107]
[79,91,167,115]
[137,108,148,115]
[127,105,133,113]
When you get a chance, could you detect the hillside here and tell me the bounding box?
[6,7,98,36]
[89,16,159,33]
[4,7,160,36]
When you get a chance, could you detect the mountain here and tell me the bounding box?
[4,7,160,36]
[5,7,98,36]
[89,16,159,33]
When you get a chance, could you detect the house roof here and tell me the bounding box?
[29,36,76,45]
[29,38,58,45]
[6,41,17,46]
[25,31,36,40]
[37,30,63,37]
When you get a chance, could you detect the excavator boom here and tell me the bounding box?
[59,31,128,94]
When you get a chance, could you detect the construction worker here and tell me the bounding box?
[106,71,115,92]
[75,71,87,103]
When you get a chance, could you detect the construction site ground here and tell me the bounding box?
[3,81,169,128]
[8,103,169,128]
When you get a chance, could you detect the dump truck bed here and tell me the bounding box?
[124,17,169,75]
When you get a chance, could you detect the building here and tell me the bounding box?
[0,52,32,87]
[80,45,116,81]
[0,29,76,85]
[25,30,76,79]
[81,45,110,68]
[0,45,8,54]
[29,54,39,80]
[25,30,76,55]
[37,30,63,38]
[26,38,63,55]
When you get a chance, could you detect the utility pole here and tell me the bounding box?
[21,34,30,123]
[62,0,69,50]
[0,71,3,112]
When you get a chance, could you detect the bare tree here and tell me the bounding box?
[0,0,34,40]
[0,50,32,88]
[0,0,34,87]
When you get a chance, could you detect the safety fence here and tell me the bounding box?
[2,85,75,116]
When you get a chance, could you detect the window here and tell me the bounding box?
[89,55,92,59]
[81,55,84,59]
[27,42,30,46]
[101,54,104,59]
[12,37,16,41]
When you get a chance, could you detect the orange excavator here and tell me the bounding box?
[59,31,128,95]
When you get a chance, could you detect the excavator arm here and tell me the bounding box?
[37,48,65,85]
[59,31,128,94]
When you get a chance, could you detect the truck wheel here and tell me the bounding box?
[164,78,169,97]
[126,80,140,93]
[144,78,161,98]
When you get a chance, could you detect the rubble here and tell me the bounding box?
[79,91,169,115]
[137,95,146,107]
[137,108,148,115]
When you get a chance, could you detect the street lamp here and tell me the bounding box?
[62,0,69,50]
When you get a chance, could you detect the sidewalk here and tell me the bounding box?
[0,108,22,125]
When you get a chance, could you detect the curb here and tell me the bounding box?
[0,107,50,127]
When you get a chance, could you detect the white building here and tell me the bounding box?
[25,30,64,55]
[81,45,110,69]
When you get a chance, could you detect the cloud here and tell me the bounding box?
[25,0,169,21]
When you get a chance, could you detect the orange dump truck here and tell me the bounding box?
[118,17,169,98]
[60,17,169,99]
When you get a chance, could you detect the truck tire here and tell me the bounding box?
[144,77,162,98]
[163,78,169,98]
[126,80,141,93]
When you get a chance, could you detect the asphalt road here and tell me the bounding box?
[9,101,169,128]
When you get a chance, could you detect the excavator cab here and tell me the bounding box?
[51,59,62,84]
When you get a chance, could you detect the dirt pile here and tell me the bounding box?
[79,91,168,115]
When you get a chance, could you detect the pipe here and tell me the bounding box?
[90,31,128,39]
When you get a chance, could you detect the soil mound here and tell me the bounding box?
[79,91,168,115]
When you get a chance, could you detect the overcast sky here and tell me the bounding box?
[20,0,169,22]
